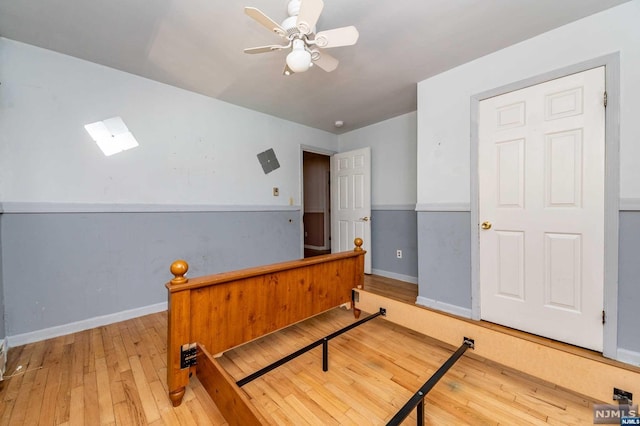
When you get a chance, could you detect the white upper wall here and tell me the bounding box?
[338,112,417,208]
[417,0,640,205]
[0,38,337,206]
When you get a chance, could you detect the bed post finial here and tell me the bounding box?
[170,260,189,285]
[354,238,363,251]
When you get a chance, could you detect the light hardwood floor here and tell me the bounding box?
[219,307,599,425]
[0,276,602,425]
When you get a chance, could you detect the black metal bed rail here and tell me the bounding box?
[236,307,386,387]
[386,337,475,426]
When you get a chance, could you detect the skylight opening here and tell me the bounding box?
[84,116,139,156]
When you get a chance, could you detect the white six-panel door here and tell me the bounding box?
[479,67,605,351]
[331,147,372,274]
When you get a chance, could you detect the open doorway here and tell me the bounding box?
[302,151,331,258]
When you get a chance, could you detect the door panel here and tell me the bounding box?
[479,67,605,351]
[331,147,371,273]
[496,230,525,300]
[545,233,581,311]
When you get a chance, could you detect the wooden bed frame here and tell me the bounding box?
[165,238,366,422]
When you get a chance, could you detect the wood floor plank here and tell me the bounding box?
[105,346,127,406]
[23,366,49,425]
[120,326,140,359]
[119,369,149,424]
[53,343,74,425]
[37,339,66,424]
[83,370,101,426]
[168,397,199,425]
[184,397,217,426]
[129,354,161,423]
[149,379,180,422]
[68,385,85,426]
[7,367,37,424]
[296,370,351,414]
[113,400,138,426]
[95,356,116,425]
[91,327,106,360]
[71,332,87,387]
[112,334,131,374]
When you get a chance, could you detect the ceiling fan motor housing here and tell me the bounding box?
[281,15,301,37]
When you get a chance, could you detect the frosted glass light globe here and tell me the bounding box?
[286,39,311,73]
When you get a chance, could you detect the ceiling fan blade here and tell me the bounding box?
[314,26,359,48]
[244,44,287,54]
[296,0,324,35]
[245,7,286,37]
[313,52,339,72]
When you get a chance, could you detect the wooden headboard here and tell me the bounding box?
[165,238,366,407]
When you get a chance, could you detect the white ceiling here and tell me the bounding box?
[0,0,631,134]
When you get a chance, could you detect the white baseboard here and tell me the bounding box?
[7,302,168,348]
[370,269,418,284]
[616,348,640,366]
[416,296,472,319]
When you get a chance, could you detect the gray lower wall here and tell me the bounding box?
[371,209,418,281]
[0,210,300,337]
[417,211,471,310]
[3,207,637,357]
[618,211,640,354]
[417,209,640,361]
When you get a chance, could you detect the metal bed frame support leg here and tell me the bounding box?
[322,338,329,372]
[417,397,424,426]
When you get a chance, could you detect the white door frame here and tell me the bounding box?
[470,53,620,358]
[299,145,336,258]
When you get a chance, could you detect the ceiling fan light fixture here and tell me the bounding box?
[244,0,357,75]
[286,39,311,73]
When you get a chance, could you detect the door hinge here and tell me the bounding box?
[602,310,606,325]
[604,91,608,108]
[180,343,197,369]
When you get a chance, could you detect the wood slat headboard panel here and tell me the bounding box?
[165,239,366,407]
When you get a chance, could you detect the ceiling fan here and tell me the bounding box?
[244,0,359,75]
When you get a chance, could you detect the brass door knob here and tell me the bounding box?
[481,221,492,230]
[359,216,370,222]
